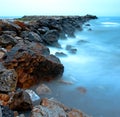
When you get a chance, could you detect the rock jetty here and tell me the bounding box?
[0,14,97,117]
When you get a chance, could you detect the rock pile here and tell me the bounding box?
[0,15,97,116]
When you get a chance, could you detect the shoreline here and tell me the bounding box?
[0,15,97,117]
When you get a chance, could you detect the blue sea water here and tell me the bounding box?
[47,17,120,117]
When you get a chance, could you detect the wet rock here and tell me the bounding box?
[42,30,60,47]
[0,68,18,92]
[58,79,73,85]
[36,84,51,95]
[31,98,90,117]
[9,90,33,111]
[0,34,18,50]
[55,52,67,57]
[25,89,40,102]
[0,105,14,117]
[66,45,77,54]
[77,40,89,45]
[31,98,66,117]
[77,87,87,94]
[85,24,90,26]
[3,42,64,88]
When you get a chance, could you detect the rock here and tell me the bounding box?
[25,89,40,102]
[31,98,90,117]
[0,34,18,50]
[0,68,18,92]
[55,52,67,57]
[31,98,66,117]
[2,31,17,37]
[3,42,64,88]
[9,90,33,111]
[66,45,77,54]
[0,93,10,106]
[38,26,49,34]
[76,40,89,45]
[0,105,14,117]
[0,20,21,34]
[85,24,90,26]
[42,30,60,47]
[58,79,73,85]
[36,84,51,95]
[77,87,87,94]
[28,32,43,42]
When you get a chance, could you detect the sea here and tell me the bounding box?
[47,17,120,117]
[1,16,120,117]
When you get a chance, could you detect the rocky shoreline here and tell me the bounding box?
[0,15,97,117]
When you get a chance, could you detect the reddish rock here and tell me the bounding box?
[3,42,64,88]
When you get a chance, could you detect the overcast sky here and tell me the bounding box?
[0,0,120,16]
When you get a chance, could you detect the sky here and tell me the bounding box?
[0,0,120,17]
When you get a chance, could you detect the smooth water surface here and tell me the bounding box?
[44,17,120,117]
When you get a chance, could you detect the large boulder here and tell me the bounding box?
[3,42,64,88]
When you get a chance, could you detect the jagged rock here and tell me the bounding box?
[31,98,90,117]
[3,42,64,88]
[36,84,51,95]
[0,20,21,34]
[0,34,18,50]
[0,64,17,92]
[28,32,43,42]
[21,31,43,43]
[42,30,60,47]
[9,90,33,111]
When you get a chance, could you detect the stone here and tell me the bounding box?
[0,68,18,92]
[28,32,43,42]
[0,93,10,106]
[31,98,90,117]
[55,52,67,57]
[0,20,21,33]
[36,84,51,95]
[0,105,14,117]
[0,34,18,50]
[3,42,64,88]
[9,90,33,111]
[66,45,77,54]
[25,89,40,102]
[42,30,60,46]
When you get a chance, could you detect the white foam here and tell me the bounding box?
[101,22,120,27]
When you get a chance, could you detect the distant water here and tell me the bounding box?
[46,17,120,117]
[0,16,22,19]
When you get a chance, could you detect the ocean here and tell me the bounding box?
[46,17,120,117]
